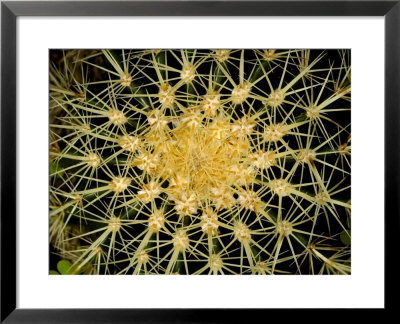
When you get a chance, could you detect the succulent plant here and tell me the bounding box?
[49,49,351,275]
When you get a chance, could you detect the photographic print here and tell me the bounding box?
[49,49,351,275]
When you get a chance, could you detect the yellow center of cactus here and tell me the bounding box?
[136,112,255,206]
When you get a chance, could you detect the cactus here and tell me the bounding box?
[49,49,351,275]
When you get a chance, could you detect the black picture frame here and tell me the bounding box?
[1,0,399,322]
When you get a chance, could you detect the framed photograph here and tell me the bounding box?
[1,0,398,322]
